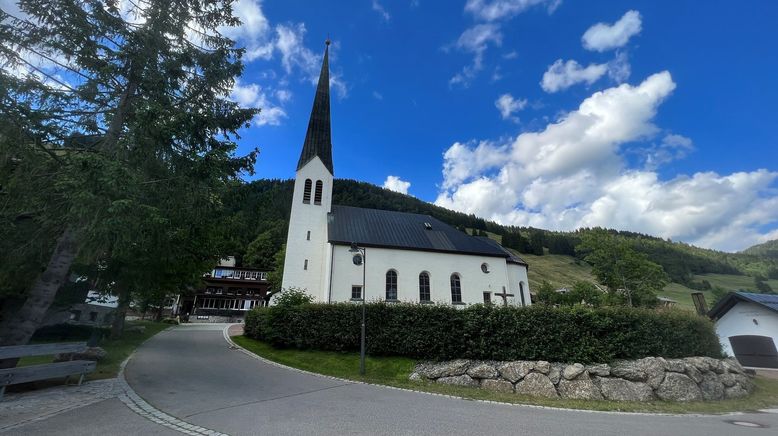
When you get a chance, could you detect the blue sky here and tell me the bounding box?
[223,1,778,252]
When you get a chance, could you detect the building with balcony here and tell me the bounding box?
[176,257,272,323]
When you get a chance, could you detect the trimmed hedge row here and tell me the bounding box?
[244,304,723,364]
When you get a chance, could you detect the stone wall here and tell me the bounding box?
[410,357,754,402]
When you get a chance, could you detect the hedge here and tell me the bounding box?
[244,303,723,364]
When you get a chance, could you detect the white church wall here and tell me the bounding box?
[281,156,333,301]
[715,301,778,357]
[328,245,530,306]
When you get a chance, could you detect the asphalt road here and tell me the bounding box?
[117,323,778,436]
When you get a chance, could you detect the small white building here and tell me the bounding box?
[280,41,531,307]
[709,292,778,369]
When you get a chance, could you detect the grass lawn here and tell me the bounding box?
[232,335,778,414]
[17,321,170,381]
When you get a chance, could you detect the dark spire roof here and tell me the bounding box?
[297,40,333,174]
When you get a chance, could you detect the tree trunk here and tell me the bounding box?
[0,228,79,368]
[110,284,131,339]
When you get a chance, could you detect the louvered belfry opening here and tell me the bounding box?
[314,180,323,205]
[303,179,312,203]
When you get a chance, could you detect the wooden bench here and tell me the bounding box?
[0,342,97,400]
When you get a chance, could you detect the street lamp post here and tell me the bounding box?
[349,242,366,376]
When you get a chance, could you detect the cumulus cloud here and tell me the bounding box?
[231,80,287,126]
[383,176,412,195]
[465,0,560,21]
[435,71,778,251]
[582,10,642,52]
[541,59,608,92]
[495,93,528,121]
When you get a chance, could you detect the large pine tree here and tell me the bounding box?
[0,0,259,351]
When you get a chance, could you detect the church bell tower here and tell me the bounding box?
[280,40,334,300]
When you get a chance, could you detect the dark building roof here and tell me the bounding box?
[327,205,528,265]
[297,40,334,174]
[708,291,778,319]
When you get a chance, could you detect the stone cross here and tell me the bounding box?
[493,288,514,306]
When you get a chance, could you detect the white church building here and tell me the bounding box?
[281,41,531,307]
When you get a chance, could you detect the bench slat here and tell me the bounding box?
[0,342,88,360]
[0,360,96,386]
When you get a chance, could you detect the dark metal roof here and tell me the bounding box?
[328,205,526,264]
[708,291,778,319]
[478,237,529,266]
[297,41,333,174]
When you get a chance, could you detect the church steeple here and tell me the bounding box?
[297,39,334,174]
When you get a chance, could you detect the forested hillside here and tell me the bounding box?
[743,240,778,259]
[223,179,778,302]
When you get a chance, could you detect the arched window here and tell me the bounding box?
[450,274,462,303]
[519,282,526,306]
[386,270,398,300]
[419,272,431,302]
[303,179,312,204]
[314,180,323,205]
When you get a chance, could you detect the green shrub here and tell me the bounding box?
[161,317,180,325]
[244,303,722,364]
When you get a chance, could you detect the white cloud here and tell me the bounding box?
[231,80,286,126]
[449,23,503,86]
[372,91,384,100]
[465,0,559,21]
[607,51,631,83]
[372,0,391,21]
[495,93,527,121]
[540,59,608,93]
[383,176,411,195]
[436,72,778,251]
[638,133,694,169]
[582,10,642,52]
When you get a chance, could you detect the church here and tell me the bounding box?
[280,41,531,307]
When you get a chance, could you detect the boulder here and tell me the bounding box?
[534,361,551,374]
[55,346,107,362]
[515,373,559,398]
[418,359,471,379]
[586,364,611,377]
[481,379,514,394]
[685,366,703,384]
[611,357,666,389]
[683,357,711,372]
[409,372,423,382]
[562,363,586,380]
[664,359,687,373]
[724,385,749,399]
[719,373,736,387]
[732,374,755,393]
[548,363,563,384]
[596,377,655,402]
[557,374,603,400]
[467,362,499,379]
[722,357,746,375]
[699,372,725,401]
[704,357,724,374]
[498,361,535,383]
[656,373,703,402]
[436,374,479,388]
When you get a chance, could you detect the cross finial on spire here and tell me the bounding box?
[325,35,331,46]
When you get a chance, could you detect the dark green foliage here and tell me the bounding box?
[273,287,314,307]
[755,277,774,294]
[501,232,529,253]
[244,303,722,363]
[528,230,545,255]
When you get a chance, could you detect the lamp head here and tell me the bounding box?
[349,242,359,253]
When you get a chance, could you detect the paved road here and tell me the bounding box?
[117,324,778,436]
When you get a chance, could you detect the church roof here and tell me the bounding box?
[297,41,334,174]
[328,205,528,265]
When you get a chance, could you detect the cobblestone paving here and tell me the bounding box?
[0,378,122,432]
